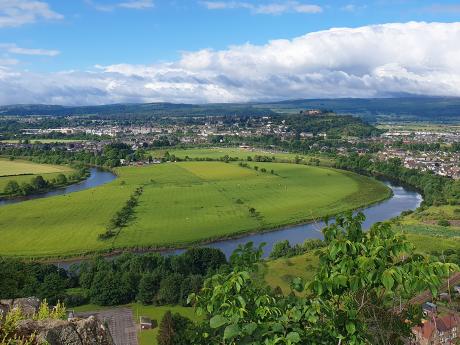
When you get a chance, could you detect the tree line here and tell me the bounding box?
[1,215,459,344]
[0,247,227,309]
[98,186,144,240]
[2,166,88,198]
[0,142,144,168]
[335,153,460,206]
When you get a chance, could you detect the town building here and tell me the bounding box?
[412,314,460,345]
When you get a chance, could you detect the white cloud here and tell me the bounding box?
[0,57,19,65]
[2,22,460,105]
[0,43,60,56]
[86,0,154,12]
[341,4,366,12]
[118,0,154,9]
[201,1,322,14]
[0,0,63,28]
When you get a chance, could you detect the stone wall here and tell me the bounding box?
[0,297,115,345]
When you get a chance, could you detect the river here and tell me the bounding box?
[0,168,116,206]
[42,169,422,268]
[202,181,422,258]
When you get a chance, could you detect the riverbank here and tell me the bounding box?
[0,162,390,260]
[0,158,77,199]
[0,169,89,202]
[42,179,415,268]
[0,167,115,207]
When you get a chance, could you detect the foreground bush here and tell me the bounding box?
[189,213,458,345]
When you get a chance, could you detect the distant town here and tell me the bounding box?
[2,110,459,179]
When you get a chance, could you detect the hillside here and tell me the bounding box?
[2,97,460,122]
[261,97,460,123]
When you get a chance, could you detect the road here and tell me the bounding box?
[408,272,460,306]
[75,307,138,345]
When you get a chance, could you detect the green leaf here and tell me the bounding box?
[243,322,257,335]
[223,323,240,340]
[210,314,228,329]
[334,274,347,287]
[346,321,356,335]
[381,271,394,291]
[286,332,301,343]
[291,277,304,292]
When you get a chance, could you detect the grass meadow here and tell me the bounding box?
[0,158,72,176]
[258,251,320,295]
[0,158,74,191]
[151,147,334,165]
[0,161,389,258]
[73,303,200,345]
[394,204,460,253]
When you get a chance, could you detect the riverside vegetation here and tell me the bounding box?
[0,160,389,258]
[0,158,85,198]
[2,214,457,345]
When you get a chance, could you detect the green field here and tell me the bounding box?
[74,303,200,345]
[151,147,334,165]
[394,204,460,253]
[0,161,390,258]
[0,158,74,192]
[259,252,320,295]
[0,158,72,176]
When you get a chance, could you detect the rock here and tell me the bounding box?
[16,316,115,345]
[0,300,11,318]
[13,297,41,317]
[0,299,14,306]
[74,316,115,345]
[0,297,41,317]
[18,319,82,345]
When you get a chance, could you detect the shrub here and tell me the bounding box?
[4,180,20,195]
[437,219,451,227]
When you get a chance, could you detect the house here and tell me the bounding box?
[301,109,322,116]
[439,293,450,302]
[422,302,437,316]
[454,286,460,295]
[300,132,314,138]
[140,316,154,330]
[412,313,460,345]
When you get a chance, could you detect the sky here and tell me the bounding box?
[0,0,460,105]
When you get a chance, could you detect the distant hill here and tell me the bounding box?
[261,97,460,123]
[1,97,460,122]
[0,103,275,117]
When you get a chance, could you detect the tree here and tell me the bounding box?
[179,275,203,306]
[55,173,67,185]
[157,311,175,345]
[4,180,20,195]
[39,272,67,303]
[157,311,194,345]
[20,182,34,195]
[137,271,162,305]
[190,213,458,345]
[89,270,129,306]
[182,247,227,275]
[269,240,291,259]
[156,274,184,305]
[30,175,48,190]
